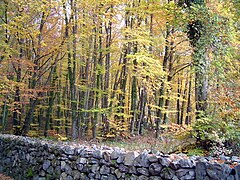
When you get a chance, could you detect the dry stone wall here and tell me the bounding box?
[0,134,239,180]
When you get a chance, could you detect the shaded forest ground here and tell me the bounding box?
[42,123,239,157]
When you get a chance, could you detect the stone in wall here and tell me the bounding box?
[0,134,239,180]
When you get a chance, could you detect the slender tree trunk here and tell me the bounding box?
[13,39,23,135]
[44,65,57,137]
[1,97,9,131]
[194,49,208,119]
[71,0,79,140]
[22,98,38,135]
[138,87,147,135]
[102,10,112,134]
[185,74,192,125]
[176,78,181,124]
[180,75,188,124]
[156,27,171,138]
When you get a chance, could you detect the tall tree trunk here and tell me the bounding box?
[185,74,192,125]
[21,98,38,135]
[102,9,112,134]
[156,27,171,138]
[176,77,181,124]
[63,0,79,139]
[13,39,23,135]
[70,0,79,140]
[44,65,57,137]
[163,42,174,124]
[138,87,147,135]
[21,10,45,135]
[187,1,208,119]
[1,97,9,131]
[180,75,189,124]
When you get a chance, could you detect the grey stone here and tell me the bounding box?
[179,159,195,168]
[149,163,162,175]
[196,161,207,180]
[63,146,74,155]
[42,160,51,171]
[124,152,139,166]
[170,160,180,170]
[116,155,124,164]
[66,175,73,180]
[148,155,158,163]
[68,155,77,161]
[46,166,54,174]
[222,163,232,178]
[100,165,110,175]
[159,157,171,167]
[110,167,115,174]
[182,174,194,180]
[119,164,129,173]
[134,154,150,167]
[37,178,46,180]
[88,173,95,179]
[39,170,46,177]
[26,154,30,162]
[172,175,180,180]
[81,165,90,173]
[80,150,93,158]
[93,150,103,159]
[77,164,84,171]
[101,175,108,180]
[139,175,149,180]
[150,176,162,180]
[206,163,222,180]
[102,151,111,162]
[137,167,149,176]
[161,167,175,180]
[100,159,112,166]
[219,155,230,161]
[226,175,235,180]
[88,157,99,164]
[33,175,40,180]
[115,169,122,178]
[55,166,61,175]
[129,166,137,174]
[111,149,122,160]
[60,172,68,180]
[107,174,117,180]
[176,169,192,177]
[95,172,101,179]
[130,174,139,180]
[76,157,87,164]
[233,164,240,180]
[91,164,100,173]
[61,161,66,170]
[72,170,80,179]
[65,164,73,175]
[206,163,231,180]
[232,156,240,163]
[48,154,55,160]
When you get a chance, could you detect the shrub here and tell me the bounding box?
[192,116,240,156]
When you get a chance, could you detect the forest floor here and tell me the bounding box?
[81,124,199,155]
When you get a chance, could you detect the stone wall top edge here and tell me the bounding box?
[0,133,239,166]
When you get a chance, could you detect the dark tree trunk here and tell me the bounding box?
[185,74,192,125]
[187,1,208,119]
